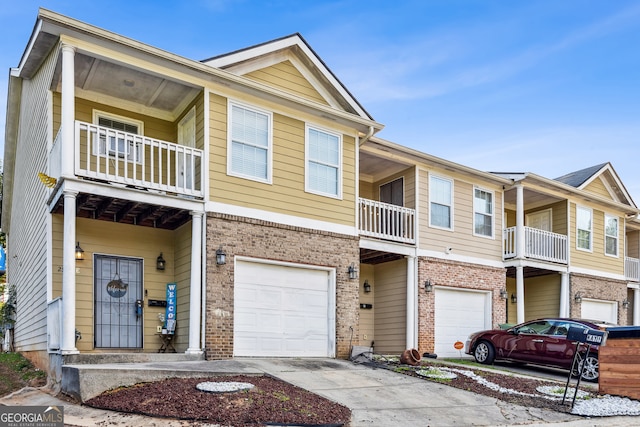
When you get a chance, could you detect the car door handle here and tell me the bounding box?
[532,339,544,343]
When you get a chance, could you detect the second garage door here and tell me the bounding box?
[234,260,334,357]
[581,299,618,324]
[435,288,491,358]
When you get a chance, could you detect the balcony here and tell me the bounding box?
[358,198,416,244]
[626,257,640,281]
[503,226,568,264]
[50,121,203,199]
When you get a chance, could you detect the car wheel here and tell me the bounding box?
[573,353,599,382]
[473,340,495,364]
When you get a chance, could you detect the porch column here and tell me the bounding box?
[515,184,525,259]
[186,211,203,354]
[406,255,417,349]
[559,272,569,317]
[634,287,640,326]
[61,44,75,178]
[516,266,525,324]
[61,190,79,354]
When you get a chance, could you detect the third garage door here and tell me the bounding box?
[234,260,334,357]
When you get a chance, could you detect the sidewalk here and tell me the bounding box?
[1,358,639,426]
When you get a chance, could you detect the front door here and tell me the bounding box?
[178,107,196,190]
[94,255,143,348]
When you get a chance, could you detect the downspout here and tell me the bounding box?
[358,126,375,146]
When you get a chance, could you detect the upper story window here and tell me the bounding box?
[228,102,272,183]
[380,177,404,206]
[474,187,493,238]
[576,206,593,251]
[93,110,143,162]
[605,214,619,257]
[429,175,453,230]
[305,125,341,198]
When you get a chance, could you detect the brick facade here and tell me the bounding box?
[417,257,506,353]
[205,213,360,359]
[570,273,628,324]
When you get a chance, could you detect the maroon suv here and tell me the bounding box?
[465,318,612,381]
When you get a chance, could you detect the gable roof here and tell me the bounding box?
[202,33,374,121]
[554,162,636,207]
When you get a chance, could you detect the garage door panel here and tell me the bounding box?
[234,261,332,357]
[581,299,617,324]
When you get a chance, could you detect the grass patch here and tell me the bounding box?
[0,352,47,396]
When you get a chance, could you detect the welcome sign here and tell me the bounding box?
[165,283,177,333]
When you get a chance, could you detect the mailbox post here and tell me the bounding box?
[562,326,608,408]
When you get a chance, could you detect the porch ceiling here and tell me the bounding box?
[360,248,404,265]
[505,266,558,279]
[52,192,191,230]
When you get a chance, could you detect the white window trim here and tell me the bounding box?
[604,213,619,258]
[226,100,273,184]
[304,123,343,199]
[473,186,495,239]
[92,110,144,163]
[429,173,454,231]
[576,205,593,253]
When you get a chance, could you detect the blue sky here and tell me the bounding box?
[2,1,640,202]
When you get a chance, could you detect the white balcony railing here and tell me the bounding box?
[503,226,568,264]
[358,198,415,244]
[626,256,640,281]
[71,121,203,198]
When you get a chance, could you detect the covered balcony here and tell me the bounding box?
[358,198,416,244]
[503,226,568,264]
[626,257,640,282]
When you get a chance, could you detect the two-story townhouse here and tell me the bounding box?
[3,8,382,382]
[497,163,640,328]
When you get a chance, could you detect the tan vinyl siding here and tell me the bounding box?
[173,222,192,351]
[627,230,640,259]
[373,259,407,354]
[359,182,374,200]
[244,60,329,106]
[208,94,356,226]
[505,201,568,234]
[8,46,58,352]
[570,203,624,274]
[583,176,614,201]
[358,264,375,346]
[524,275,561,320]
[52,216,182,352]
[419,169,503,261]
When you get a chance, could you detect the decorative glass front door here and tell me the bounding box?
[94,255,143,348]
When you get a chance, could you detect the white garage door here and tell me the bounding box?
[435,288,491,358]
[234,260,334,357]
[581,299,618,324]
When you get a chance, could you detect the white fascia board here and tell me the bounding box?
[569,265,626,282]
[418,248,506,269]
[206,201,357,236]
[359,237,416,257]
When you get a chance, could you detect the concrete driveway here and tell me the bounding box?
[1,357,638,426]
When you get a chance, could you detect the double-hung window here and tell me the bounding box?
[306,125,341,198]
[93,111,143,162]
[474,187,493,237]
[576,206,593,251]
[605,214,618,256]
[228,102,272,183]
[429,175,453,229]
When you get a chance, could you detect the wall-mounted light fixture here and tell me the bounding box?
[156,253,166,271]
[511,293,517,304]
[348,263,357,280]
[75,242,85,261]
[623,298,630,309]
[424,280,433,293]
[216,246,227,265]
[500,289,508,300]
[574,292,583,304]
[363,279,371,293]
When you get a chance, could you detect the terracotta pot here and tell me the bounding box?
[400,348,421,366]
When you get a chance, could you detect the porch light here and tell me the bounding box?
[363,280,371,293]
[348,263,357,280]
[500,289,508,300]
[156,253,166,271]
[216,246,226,265]
[75,242,85,261]
[511,293,517,304]
[623,298,630,309]
[424,280,433,293]
[574,292,582,303]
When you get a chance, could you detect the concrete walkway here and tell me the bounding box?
[1,358,639,426]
